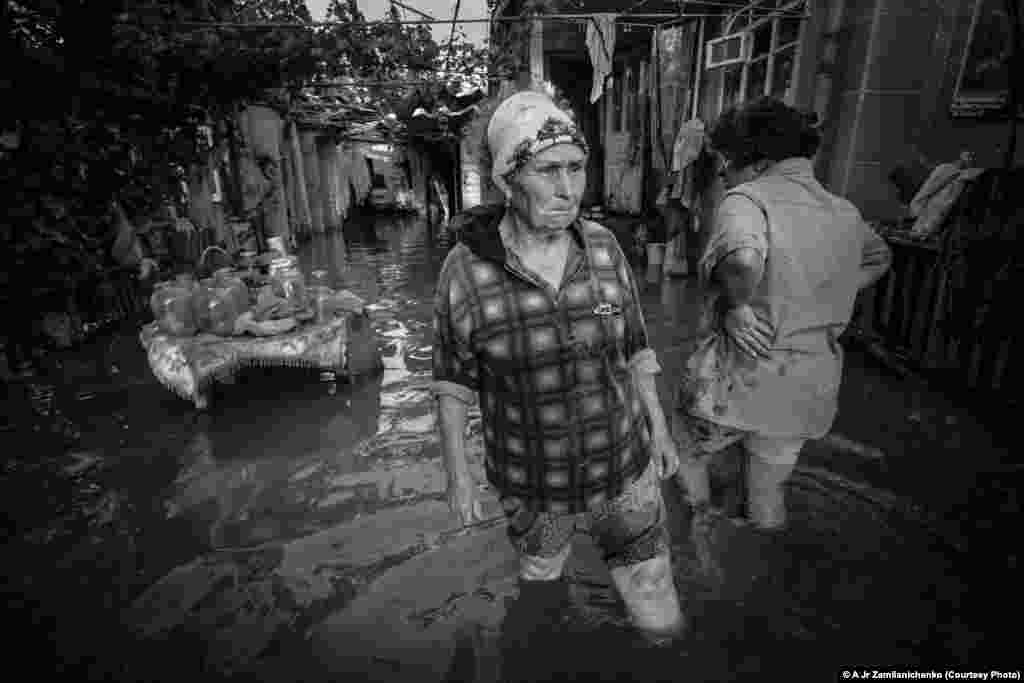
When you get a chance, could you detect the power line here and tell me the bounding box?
[446,0,463,68]
[114,10,808,30]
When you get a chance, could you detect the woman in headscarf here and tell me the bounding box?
[432,84,685,649]
[672,97,893,530]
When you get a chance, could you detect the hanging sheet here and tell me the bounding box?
[587,14,618,104]
[318,140,339,231]
[651,23,699,174]
[349,148,372,205]
[336,144,352,220]
[287,123,313,237]
[301,132,324,234]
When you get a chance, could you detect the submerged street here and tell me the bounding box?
[1,212,1017,682]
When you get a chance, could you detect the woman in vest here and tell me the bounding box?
[672,97,892,530]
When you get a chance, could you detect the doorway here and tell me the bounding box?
[547,57,605,208]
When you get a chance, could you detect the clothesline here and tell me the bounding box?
[114,9,808,30]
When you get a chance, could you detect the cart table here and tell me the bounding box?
[140,313,373,409]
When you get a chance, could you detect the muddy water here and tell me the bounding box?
[0,212,998,682]
[0,211,461,679]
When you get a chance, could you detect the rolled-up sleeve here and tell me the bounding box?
[613,241,662,375]
[431,249,479,405]
[699,193,768,286]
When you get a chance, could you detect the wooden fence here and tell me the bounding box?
[853,169,1024,396]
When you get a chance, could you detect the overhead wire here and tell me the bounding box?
[112,8,808,31]
[106,2,808,90]
[446,0,463,69]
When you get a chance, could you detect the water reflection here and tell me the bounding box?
[4,212,992,681]
[162,212,452,550]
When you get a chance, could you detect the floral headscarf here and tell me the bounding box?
[486,91,589,186]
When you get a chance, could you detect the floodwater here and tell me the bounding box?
[0,211,1011,682]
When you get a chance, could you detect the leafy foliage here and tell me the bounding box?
[1,0,509,309]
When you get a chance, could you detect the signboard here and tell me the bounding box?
[951,0,1022,118]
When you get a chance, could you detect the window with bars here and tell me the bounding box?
[711,0,805,112]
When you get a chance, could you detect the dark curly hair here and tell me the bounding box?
[708,97,821,170]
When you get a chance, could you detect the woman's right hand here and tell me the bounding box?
[448,471,485,526]
[721,303,774,359]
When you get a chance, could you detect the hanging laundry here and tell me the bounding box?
[650,29,669,172]
[239,155,268,215]
[318,140,339,230]
[587,14,618,104]
[336,144,352,221]
[349,147,372,205]
[671,118,706,173]
[287,122,312,237]
[245,105,283,160]
[301,131,324,234]
[651,24,698,172]
[909,160,984,237]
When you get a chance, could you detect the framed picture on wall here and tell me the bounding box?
[951,0,1022,118]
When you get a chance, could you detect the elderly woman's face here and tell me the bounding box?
[507,144,587,235]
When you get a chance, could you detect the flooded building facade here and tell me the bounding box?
[488,0,1023,221]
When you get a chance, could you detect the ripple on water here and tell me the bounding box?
[489,466,972,680]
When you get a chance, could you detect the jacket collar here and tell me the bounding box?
[455,204,587,265]
[763,157,815,179]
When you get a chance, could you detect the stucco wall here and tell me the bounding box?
[692,0,1022,221]
[817,0,1023,220]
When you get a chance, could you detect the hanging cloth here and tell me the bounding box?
[336,145,352,220]
[349,147,372,204]
[587,14,618,104]
[909,161,984,238]
[671,118,706,173]
[650,28,667,172]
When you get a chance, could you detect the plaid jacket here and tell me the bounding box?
[433,205,660,514]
